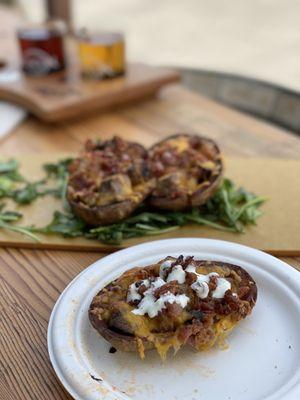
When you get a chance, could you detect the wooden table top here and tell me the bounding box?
[1,78,300,399]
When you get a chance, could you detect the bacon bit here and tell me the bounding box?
[171,255,184,267]
[163,302,183,318]
[238,286,250,299]
[194,300,215,312]
[208,275,218,292]
[137,283,149,296]
[161,150,177,165]
[185,271,197,285]
[153,281,180,298]
[178,319,203,344]
[200,142,217,159]
[189,136,200,148]
[152,161,165,176]
[215,291,240,315]
[182,256,195,268]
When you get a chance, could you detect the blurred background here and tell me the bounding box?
[1,0,300,132]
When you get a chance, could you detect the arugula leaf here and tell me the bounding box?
[0,157,266,246]
[0,159,19,173]
[86,179,266,244]
[0,204,41,242]
[0,157,73,204]
[31,211,85,237]
[11,183,41,204]
[43,158,73,207]
[0,176,14,197]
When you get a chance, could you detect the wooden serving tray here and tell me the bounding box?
[0,63,179,122]
[0,156,299,256]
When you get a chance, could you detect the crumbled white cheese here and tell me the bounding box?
[191,272,232,299]
[157,292,190,311]
[159,260,173,279]
[129,259,233,317]
[191,279,210,299]
[167,265,186,283]
[191,272,218,299]
[185,264,196,273]
[127,279,150,302]
[132,293,157,317]
[212,278,231,299]
[144,277,165,294]
[132,291,190,318]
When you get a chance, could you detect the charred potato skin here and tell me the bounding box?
[67,137,155,226]
[89,315,153,353]
[149,133,223,210]
[89,260,257,353]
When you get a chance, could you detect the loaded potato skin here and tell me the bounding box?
[149,134,223,210]
[67,136,155,225]
[67,133,223,225]
[89,256,257,359]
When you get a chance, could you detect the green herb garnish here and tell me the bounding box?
[82,179,266,244]
[0,204,41,242]
[0,158,266,245]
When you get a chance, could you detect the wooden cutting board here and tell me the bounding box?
[0,155,299,256]
[0,63,179,122]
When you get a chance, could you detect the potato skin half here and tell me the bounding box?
[149,133,223,210]
[66,137,155,226]
[89,259,257,355]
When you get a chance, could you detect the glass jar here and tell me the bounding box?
[17,20,66,76]
[76,30,125,79]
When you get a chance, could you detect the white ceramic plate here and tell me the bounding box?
[48,238,300,400]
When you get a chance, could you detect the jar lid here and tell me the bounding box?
[76,29,124,45]
[17,20,67,40]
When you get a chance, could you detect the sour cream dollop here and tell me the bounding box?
[132,291,190,318]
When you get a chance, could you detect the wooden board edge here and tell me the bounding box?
[0,67,180,122]
[0,239,122,252]
[39,70,181,122]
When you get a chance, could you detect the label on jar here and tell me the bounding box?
[23,48,60,75]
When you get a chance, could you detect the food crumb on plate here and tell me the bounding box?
[109,346,117,354]
[90,374,103,383]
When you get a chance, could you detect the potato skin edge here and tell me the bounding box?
[67,179,155,226]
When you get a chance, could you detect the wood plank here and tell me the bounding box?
[0,248,101,400]
[2,85,300,158]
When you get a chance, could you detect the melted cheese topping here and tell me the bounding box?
[167,137,190,152]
